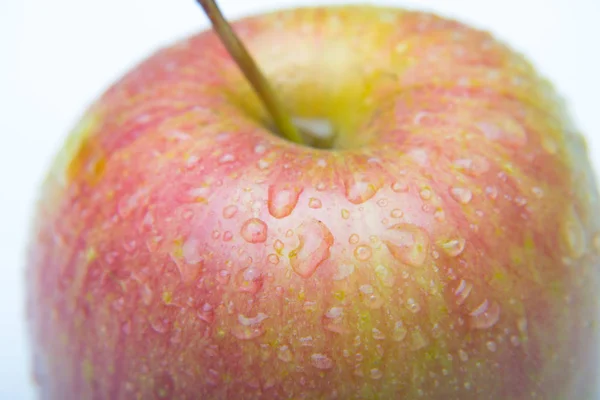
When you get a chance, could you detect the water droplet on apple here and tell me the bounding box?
[333,263,355,281]
[216,269,230,284]
[222,231,233,241]
[303,300,317,312]
[469,299,501,329]
[181,237,204,265]
[419,187,432,200]
[383,224,430,267]
[449,187,473,204]
[393,321,408,342]
[362,290,384,309]
[185,154,200,169]
[308,197,322,209]
[431,323,445,339]
[223,205,238,219]
[197,303,215,324]
[187,187,210,203]
[341,209,350,219]
[149,316,171,334]
[240,218,268,243]
[316,158,328,167]
[257,159,270,170]
[273,239,284,253]
[345,176,379,204]
[515,196,527,206]
[218,153,236,164]
[236,267,263,294]
[440,237,466,257]
[325,306,344,319]
[358,284,379,305]
[458,349,469,362]
[406,298,421,313]
[348,234,360,244]
[300,336,314,347]
[477,119,526,147]
[413,111,429,125]
[267,254,279,264]
[354,244,372,261]
[278,345,293,363]
[311,353,334,370]
[374,264,395,287]
[254,143,267,154]
[486,341,497,352]
[453,155,490,177]
[391,181,409,193]
[433,208,445,222]
[370,368,383,380]
[231,325,265,340]
[289,219,334,278]
[173,242,205,283]
[268,184,303,219]
[359,284,373,294]
[372,328,385,340]
[238,312,269,326]
[454,279,473,305]
[323,307,348,334]
[485,186,498,200]
[531,186,544,199]
[391,209,403,218]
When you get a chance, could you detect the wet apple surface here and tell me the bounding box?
[27,5,600,400]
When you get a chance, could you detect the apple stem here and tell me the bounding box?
[196,0,303,145]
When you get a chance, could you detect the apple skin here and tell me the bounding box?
[26,5,600,400]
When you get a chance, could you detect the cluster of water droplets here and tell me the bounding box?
[133,157,540,391]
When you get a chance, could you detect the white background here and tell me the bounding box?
[1,0,599,398]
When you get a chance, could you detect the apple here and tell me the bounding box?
[26,1,600,399]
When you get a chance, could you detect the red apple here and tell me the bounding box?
[27,3,600,399]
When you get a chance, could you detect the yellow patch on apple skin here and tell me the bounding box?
[67,139,107,185]
[49,110,104,188]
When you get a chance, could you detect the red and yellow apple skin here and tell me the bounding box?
[27,6,600,400]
